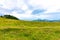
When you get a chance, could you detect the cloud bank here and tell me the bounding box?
[0,0,60,20]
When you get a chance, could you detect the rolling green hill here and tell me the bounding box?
[0,17,60,40]
[0,17,60,28]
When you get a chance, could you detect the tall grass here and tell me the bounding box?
[0,28,60,40]
[0,17,60,40]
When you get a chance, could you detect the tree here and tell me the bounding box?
[3,15,19,20]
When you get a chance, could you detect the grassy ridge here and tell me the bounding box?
[0,17,60,40]
[0,17,60,28]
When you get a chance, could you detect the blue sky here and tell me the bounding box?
[0,0,60,20]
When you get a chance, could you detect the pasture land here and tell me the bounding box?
[0,17,60,40]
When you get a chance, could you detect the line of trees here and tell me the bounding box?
[0,15,19,20]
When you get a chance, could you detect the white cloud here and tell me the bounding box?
[0,0,16,9]
[28,0,60,12]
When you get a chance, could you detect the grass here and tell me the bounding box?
[0,17,60,28]
[0,17,60,40]
[0,28,60,40]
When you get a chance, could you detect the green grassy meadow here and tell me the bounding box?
[0,17,60,40]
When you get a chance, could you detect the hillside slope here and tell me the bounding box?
[0,17,60,29]
[0,17,60,40]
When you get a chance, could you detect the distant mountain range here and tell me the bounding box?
[33,19,60,22]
